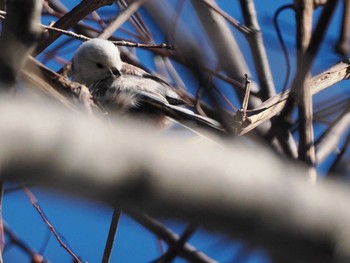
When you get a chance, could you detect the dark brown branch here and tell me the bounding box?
[0,0,42,90]
[101,209,121,263]
[34,0,114,55]
[127,211,216,263]
[156,224,197,263]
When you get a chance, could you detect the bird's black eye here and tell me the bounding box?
[96,63,104,69]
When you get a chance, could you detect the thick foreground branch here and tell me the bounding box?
[1,97,350,262]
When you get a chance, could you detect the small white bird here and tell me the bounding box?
[72,38,222,131]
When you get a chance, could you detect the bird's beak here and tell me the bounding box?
[109,67,121,77]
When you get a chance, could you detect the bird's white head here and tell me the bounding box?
[72,39,122,86]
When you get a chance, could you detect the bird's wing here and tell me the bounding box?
[90,75,223,133]
[120,62,184,105]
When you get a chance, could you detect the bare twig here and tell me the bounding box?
[241,74,251,115]
[236,59,350,135]
[4,223,46,263]
[23,188,82,263]
[239,0,276,99]
[41,24,173,48]
[35,0,114,55]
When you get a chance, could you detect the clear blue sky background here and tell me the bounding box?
[3,1,347,262]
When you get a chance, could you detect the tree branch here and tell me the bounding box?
[1,97,350,261]
[294,0,317,182]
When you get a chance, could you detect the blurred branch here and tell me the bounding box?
[2,98,350,261]
[336,0,350,56]
[316,105,350,163]
[328,132,350,175]
[117,0,153,42]
[198,0,250,35]
[0,0,42,90]
[239,0,276,99]
[98,0,146,40]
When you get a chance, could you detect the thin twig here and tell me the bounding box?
[42,24,174,49]
[22,187,82,263]
[241,74,251,115]
[101,209,121,263]
[273,4,294,91]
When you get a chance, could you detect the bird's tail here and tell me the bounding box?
[137,93,224,134]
